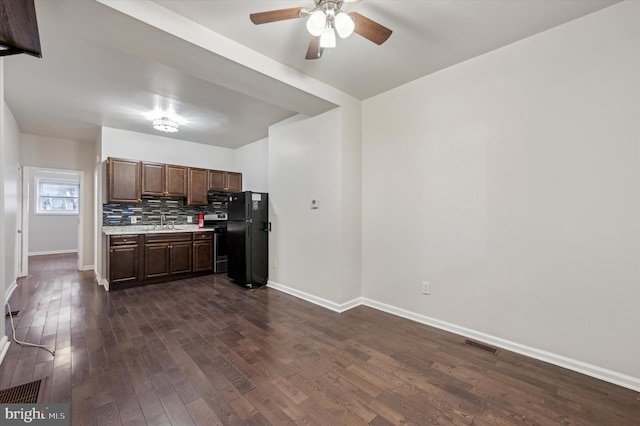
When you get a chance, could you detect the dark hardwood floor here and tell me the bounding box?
[2,254,639,425]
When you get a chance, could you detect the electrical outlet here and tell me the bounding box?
[130,216,137,224]
[422,281,431,295]
[273,259,278,269]
[187,216,193,223]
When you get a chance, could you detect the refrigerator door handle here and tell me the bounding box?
[263,222,271,232]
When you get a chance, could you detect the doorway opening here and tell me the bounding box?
[20,167,84,276]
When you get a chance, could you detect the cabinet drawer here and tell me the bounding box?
[110,235,139,246]
[145,232,193,243]
[193,232,212,240]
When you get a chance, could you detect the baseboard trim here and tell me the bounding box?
[5,280,17,301]
[94,271,109,291]
[267,281,362,313]
[80,265,95,272]
[263,282,640,391]
[29,249,78,256]
[0,337,10,366]
[361,298,640,392]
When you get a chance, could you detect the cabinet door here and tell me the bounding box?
[193,238,213,272]
[226,172,242,192]
[165,164,188,197]
[109,245,139,284]
[170,241,193,275]
[144,243,171,279]
[141,162,165,196]
[208,170,225,191]
[107,157,141,203]
[187,168,208,206]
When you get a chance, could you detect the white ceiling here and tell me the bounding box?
[4,0,621,149]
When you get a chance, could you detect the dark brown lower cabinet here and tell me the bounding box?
[144,233,193,280]
[109,235,142,285]
[144,242,170,279]
[109,231,211,290]
[170,241,193,275]
[193,232,213,272]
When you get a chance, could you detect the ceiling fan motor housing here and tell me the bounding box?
[249,0,391,60]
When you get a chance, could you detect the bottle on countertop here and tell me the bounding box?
[198,212,204,228]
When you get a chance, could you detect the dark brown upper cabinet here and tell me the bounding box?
[226,172,243,192]
[208,170,225,191]
[141,162,165,196]
[166,164,188,197]
[141,162,187,197]
[209,170,243,192]
[187,167,208,206]
[107,157,141,204]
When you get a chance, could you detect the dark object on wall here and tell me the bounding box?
[0,0,42,57]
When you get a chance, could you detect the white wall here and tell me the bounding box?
[0,60,4,356]
[95,133,105,286]
[362,1,640,388]
[1,59,22,360]
[268,110,343,304]
[28,170,80,255]
[235,137,268,192]
[337,101,362,304]
[3,102,21,298]
[101,127,236,172]
[21,134,95,270]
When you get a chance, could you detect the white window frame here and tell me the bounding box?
[35,178,80,215]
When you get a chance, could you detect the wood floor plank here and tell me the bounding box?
[95,400,123,426]
[149,371,197,426]
[185,398,224,426]
[3,254,639,426]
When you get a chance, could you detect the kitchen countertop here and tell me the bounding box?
[102,225,215,235]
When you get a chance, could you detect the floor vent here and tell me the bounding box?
[0,378,47,404]
[463,339,499,355]
[5,310,21,318]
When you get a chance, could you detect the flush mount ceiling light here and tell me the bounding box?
[152,117,179,133]
[250,0,391,60]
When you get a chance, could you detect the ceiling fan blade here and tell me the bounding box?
[250,7,306,25]
[348,12,392,45]
[305,36,323,60]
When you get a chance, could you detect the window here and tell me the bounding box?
[36,179,79,215]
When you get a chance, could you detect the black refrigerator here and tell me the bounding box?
[227,191,269,288]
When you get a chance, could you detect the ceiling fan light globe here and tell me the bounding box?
[334,12,355,38]
[319,26,336,48]
[306,10,326,37]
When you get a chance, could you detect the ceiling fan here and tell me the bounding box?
[249,0,392,60]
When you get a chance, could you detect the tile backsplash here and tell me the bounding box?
[103,196,225,226]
